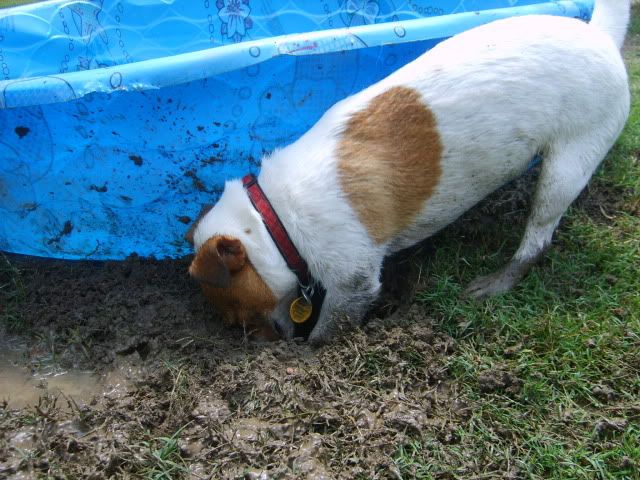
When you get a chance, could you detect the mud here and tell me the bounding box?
[0,345,101,410]
[0,243,467,478]
[477,368,522,395]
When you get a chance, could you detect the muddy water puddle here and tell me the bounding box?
[0,338,133,410]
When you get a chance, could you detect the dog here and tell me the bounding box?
[187,0,631,343]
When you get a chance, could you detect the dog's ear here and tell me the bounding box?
[184,204,214,245]
[188,236,246,287]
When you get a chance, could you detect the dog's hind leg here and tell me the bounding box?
[463,137,617,299]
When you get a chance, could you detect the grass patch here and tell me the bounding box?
[394,20,640,480]
[138,427,190,480]
[0,0,44,8]
[402,213,640,478]
[164,361,197,421]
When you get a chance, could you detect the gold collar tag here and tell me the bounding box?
[289,297,313,324]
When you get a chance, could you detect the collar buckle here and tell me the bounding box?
[300,282,314,304]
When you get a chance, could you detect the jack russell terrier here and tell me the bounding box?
[187,0,630,343]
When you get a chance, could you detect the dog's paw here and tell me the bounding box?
[307,325,332,346]
[463,266,522,299]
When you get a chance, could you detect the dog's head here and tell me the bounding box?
[185,183,297,340]
[188,234,279,339]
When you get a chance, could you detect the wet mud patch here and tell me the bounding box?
[0,337,105,410]
[0,251,463,478]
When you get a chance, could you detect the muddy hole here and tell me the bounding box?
[0,336,134,411]
[0,250,465,478]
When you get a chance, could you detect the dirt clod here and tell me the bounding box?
[594,417,628,438]
[14,126,30,138]
[478,368,523,394]
[128,154,143,166]
[503,343,523,358]
[620,456,635,470]
[591,384,618,403]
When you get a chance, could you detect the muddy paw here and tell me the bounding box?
[463,267,521,299]
[464,273,510,299]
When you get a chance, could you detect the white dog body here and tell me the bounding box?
[190,0,630,342]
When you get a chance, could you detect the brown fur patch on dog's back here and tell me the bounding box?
[337,86,443,244]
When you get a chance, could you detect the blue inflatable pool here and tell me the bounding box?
[0,0,593,260]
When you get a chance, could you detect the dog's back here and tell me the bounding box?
[267,4,630,252]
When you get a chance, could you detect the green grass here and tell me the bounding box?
[394,15,640,480]
[139,427,190,480]
[397,215,640,478]
[0,0,44,8]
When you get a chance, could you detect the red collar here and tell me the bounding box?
[242,174,311,286]
[242,174,327,340]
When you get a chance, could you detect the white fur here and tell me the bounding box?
[591,0,631,49]
[193,180,297,299]
[192,0,631,342]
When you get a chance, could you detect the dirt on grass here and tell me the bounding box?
[3,30,640,478]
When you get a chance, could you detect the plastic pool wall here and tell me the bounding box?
[0,0,594,259]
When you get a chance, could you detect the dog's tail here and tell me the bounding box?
[590,0,631,49]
